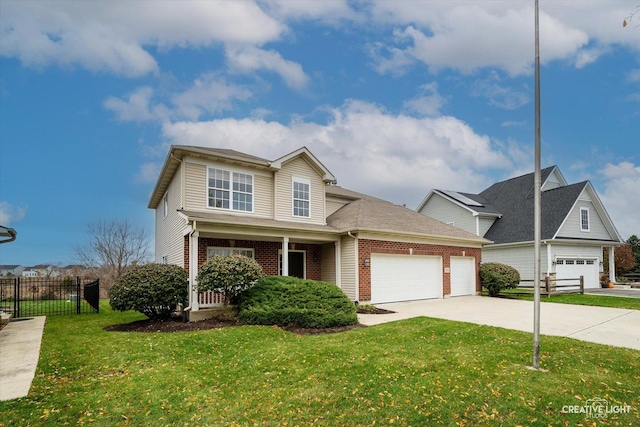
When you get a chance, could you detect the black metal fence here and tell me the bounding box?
[0,277,100,318]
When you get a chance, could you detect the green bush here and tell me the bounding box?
[480,262,521,297]
[109,263,188,319]
[195,255,264,305]
[235,276,358,328]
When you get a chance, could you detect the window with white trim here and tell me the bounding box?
[293,178,310,217]
[207,247,254,260]
[162,193,168,219]
[580,207,590,231]
[207,168,253,212]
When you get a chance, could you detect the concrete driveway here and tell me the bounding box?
[358,296,640,351]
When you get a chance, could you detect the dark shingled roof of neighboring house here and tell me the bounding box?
[479,167,588,244]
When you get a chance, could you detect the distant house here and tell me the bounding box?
[417,166,623,288]
[0,265,24,276]
[22,269,38,278]
[149,145,489,317]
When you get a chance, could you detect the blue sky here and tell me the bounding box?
[1,0,639,267]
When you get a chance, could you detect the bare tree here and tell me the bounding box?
[75,219,151,290]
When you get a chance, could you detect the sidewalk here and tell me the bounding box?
[0,317,46,401]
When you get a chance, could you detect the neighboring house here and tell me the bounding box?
[417,166,623,288]
[149,145,489,317]
[32,264,60,277]
[22,269,38,278]
[0,265,24,276]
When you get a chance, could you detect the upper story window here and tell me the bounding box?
[293,177,310,217]
[580,207,590,231]
[162,193,168,219]
[207,168,253,212]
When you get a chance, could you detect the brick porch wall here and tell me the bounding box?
[357,239,481,301]
[186,238,322,280]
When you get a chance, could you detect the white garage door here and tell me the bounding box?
[450,257,477,297]
[370,254,442,304]
[556,258,599,289]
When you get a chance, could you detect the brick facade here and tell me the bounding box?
[184,237,322,280]
[357,239,481,301]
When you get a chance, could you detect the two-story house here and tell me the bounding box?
[417,166,624,288]
[149,145,489,319]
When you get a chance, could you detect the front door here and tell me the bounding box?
[288,251,305,279]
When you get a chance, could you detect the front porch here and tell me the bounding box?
[184,229,340,310]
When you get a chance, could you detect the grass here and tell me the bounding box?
[0,300,638,426]
[496,288,640,310]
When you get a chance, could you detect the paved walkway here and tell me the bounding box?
[0,317,46,401]
[358,297,640,351]
[585,287,640,298]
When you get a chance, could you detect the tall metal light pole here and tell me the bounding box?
[533,0,542,369]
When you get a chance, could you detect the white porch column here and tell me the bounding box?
[190,231,200,310]
[608,246,616,283]
[335,239,341,287]
[282,236,289,276]
[546,242,552,276]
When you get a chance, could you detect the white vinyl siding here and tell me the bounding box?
[184,162,206,210]
[419,194,476,235]
[321,243,336,284]
[482,245,544,282]
[557,200,612,240]
[274,157,326,224]
[478,217,496,237]
[155,166,185,267]
[326,199,347,216]
[340,235,357,301]
[370,254,442,303]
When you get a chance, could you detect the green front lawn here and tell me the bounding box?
[0,301,638,426]
[496,289,640,310]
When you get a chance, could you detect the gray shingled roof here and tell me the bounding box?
[478,167,587,244]
[328,198,489,243]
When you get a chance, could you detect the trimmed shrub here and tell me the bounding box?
[480,262,520,297]
[235,276,358,328]
[195,255,264,305]
[109,263,188,319]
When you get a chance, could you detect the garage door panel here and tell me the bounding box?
[450,257,476,297]
[371,254,442,304]
[556,258,599,289]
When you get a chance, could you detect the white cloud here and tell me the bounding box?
[0,1,284,76]
[472,73,530,110]
[226,46,309,90]
[263,0,359,23]
[403,82,446,116]
[598,162,640,240]
[627,69,640,83]
[160,100,515,206]
[172,74,253,120]
[0,202,26,225]
[105,75,252,122]
[136,162,163,184]
[368,4,588,77]
[104,87,161,122]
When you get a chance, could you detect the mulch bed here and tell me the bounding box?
[356,307,395,314]
[104,317,366,335]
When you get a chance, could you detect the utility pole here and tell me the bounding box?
[533,0,542,369]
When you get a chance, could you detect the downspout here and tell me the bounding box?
[347,231,359,302]
[183,221,197,316]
